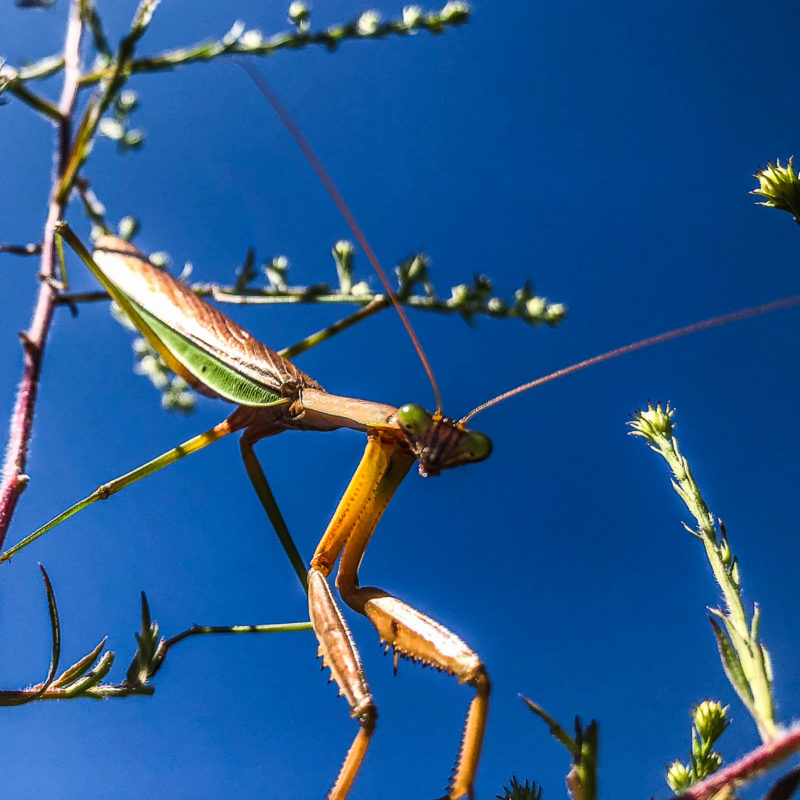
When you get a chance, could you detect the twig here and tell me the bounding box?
[673,726,800,800]
[76,7,470,87]
[0,243,42,256]
[0,0,84,548]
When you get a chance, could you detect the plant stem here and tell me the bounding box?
[0,0,85,549]
[673,726,800,800]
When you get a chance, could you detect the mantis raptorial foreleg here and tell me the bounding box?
[308,570,376,800]
[345,586,490,800]
[308,434,488,799]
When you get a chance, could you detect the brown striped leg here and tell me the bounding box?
[339,583,490,800]
[308,569,376,800]
[307,434,414,798]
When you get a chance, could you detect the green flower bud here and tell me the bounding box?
[117,90,138,112]
[148,251,170,269]
[665,760,692,793]
[693,700,729,741]
[628,402,675,442]
[525,296,546,318]
[240,29,264,48]
[288,1,310,28]
[98,118,124,141]
[752,158,800,220]
[117,215,139,240]
[546,302,568,323]
[357,11,380,35]
[441,2,470,23]
[402,6,423,26]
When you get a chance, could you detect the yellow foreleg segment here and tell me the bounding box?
[308,433,489,799]
[308,434,412,799]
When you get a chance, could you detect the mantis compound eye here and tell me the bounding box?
[397,403,432,436]
[458,431,492,463]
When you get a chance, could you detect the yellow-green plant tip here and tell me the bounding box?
[628,401,675,442]
[666,759,692,792]
[333,240,354,258]
[752,157,800,218]
[287,1,309,24]
[403,6,423,26]
[240,29,264,48]
[525,296,546,317]
[693,700,729,741]
[357,11,381,35]
[441,1,470,22]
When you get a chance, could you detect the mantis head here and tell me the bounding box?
[396,404,492,477]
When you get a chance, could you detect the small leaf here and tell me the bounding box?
[234,248,257,293]
[496,776,542,800]
[708,616,755,711]
[63,651,115,696]
[124,592,164,687]
[51,637,108,687]
[762,766,800,800]
[521,696,578,756]
[332,240,354,294]
[39,564,61,689]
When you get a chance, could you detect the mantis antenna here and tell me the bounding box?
[238,60,444,416]
[461,293,800,424]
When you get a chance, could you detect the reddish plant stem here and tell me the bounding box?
[675,726,800,800]
[0,0,84,549]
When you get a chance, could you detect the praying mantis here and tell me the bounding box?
[4,15,800,800]
[6,191,800,798]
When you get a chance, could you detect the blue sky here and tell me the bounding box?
[2,1,800,798]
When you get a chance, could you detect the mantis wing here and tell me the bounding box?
[91,235,323,407]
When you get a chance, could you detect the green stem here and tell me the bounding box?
[57,285,563,324]
[163,620,312,650]
[5,78,62,121]
[629,405,777,741]
[279,295,391,360]
[76,11,470,87]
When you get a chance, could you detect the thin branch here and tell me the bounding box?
[14,54,65,82]
[161,620,312,651]
[279,295,391,360]
[2,75,62,121]
[76,7,470,87]
[0,243,42,256]
[0,0,84,548]
[673,726,800,800]
[56,283,565,325]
